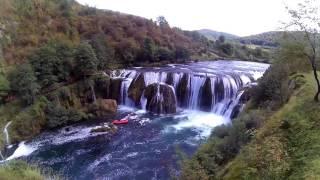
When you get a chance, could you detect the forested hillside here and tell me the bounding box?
[0,0,213,68]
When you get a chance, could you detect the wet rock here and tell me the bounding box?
[110,78,122,102]
[239,88,252,104]
[144,83,177,114]
[176,74,190,107]
[128,74,146,105]
[230,104,242,119]
[90,99,118,116]
[90,123,118,133]
[199,77,213,112]
[95,74,111,99]
[214,78,225,102]
[165,73,174,86]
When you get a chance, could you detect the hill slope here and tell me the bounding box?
[197,29,239,41]
[220,73,320,179]
[0,0,212,67]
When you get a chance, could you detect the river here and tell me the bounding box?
[5,60,269,180]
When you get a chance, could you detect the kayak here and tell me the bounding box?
[112,119,129,125]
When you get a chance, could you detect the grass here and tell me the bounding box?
[219,73,320,179]
[0,160,63,180]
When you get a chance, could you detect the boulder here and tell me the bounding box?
[90,123,118,133]
[144,83,177,114]
[90,99,117,116]
[128,74,146,105]
[199,77,213,111]
[176,74,190,107]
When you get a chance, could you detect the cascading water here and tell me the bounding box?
[3,121,12,145]
[5,60,269,180]
[111,60,268,118]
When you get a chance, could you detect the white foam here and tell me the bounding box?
[168,111,229,138]
[126,152,138,158]
[118,105,136,112]
[6,142,37,161]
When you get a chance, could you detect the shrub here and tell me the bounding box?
[8,64,40,106]
[251,63,290,108]
[45,102,84,128]
[29,42,74,88]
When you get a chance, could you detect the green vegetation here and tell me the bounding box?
[8,64,40,105]
[181,1,320,175]
[0,160,61,180]
[181,25,320,180]
[181,52,320,180]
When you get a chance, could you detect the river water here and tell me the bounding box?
[5,60,269,180]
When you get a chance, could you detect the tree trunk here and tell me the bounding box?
[311,62,320,102]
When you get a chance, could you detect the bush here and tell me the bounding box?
[45,102,85,128]
[181,110,266,178]
[8,64,40,106]
[251,63,290,108]
[29,42,74,88]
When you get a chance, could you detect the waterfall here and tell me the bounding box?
[111,61,269,118]
[0,150,4,160]
[3,121,12,145]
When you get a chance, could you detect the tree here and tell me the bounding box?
[156,16,169,28]
[143,38,156,62]
[156,47,173,61]
[8,64,40,105]
[90,34,114,70]
[29,42,74,88]
[74,42,98,77]
[285,0,320,101]
[175,46,190,60]
[218,35,225,43]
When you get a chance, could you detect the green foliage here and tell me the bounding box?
[0,73,10,104]
[90,34,115,70]
[219,73,320,180]
[156,47,174,61]
[181,110,266,179]
[251,64,290,108]
[156,16,169,28]
[74,42,98,77]
[218,35,225,43]
[0,160,44,180]
[219,43,233,56]
[143,38,156,62]
[29,42,74,87]
[0,160,63,180]
[45,102,84,128]
[10,97,48,142]
[175,46,190,60]
[8,64,40,105]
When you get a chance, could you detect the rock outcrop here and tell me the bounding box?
[128,74,146,105]
[110,78,122,102]
[90,99,117,116]
[176,74,189,107]
[199,77,213,111]
[144,83,177,114]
